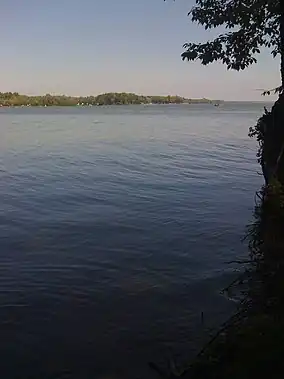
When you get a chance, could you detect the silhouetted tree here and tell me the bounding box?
[179,0,283,88]
[169,0,283,184]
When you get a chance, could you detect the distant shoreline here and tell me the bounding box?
[0,92,222,107]
[0,103,222,108]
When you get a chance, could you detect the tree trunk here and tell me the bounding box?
[261,1,284,185]
[280,0,284,88]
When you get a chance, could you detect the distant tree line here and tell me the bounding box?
[0,92,219,106]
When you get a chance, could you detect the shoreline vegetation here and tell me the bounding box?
[149,0,284,374]
[162,98,284,379]
[0,92,222,107]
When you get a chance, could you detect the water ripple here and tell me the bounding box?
[0,104,264,378]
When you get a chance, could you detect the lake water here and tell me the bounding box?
[0,103,268,378]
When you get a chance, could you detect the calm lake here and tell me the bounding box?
[0,103,268,378]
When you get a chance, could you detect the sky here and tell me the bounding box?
[0,0,280,100]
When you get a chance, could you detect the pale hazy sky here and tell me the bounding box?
[0,0,280,100]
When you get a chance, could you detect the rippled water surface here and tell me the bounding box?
[0,104,267,378]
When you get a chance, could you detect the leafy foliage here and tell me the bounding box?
[249,95,284,184]
[180,0,281,71]
[261,85,283,96]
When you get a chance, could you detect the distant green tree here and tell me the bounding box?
[0,92,217,107]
